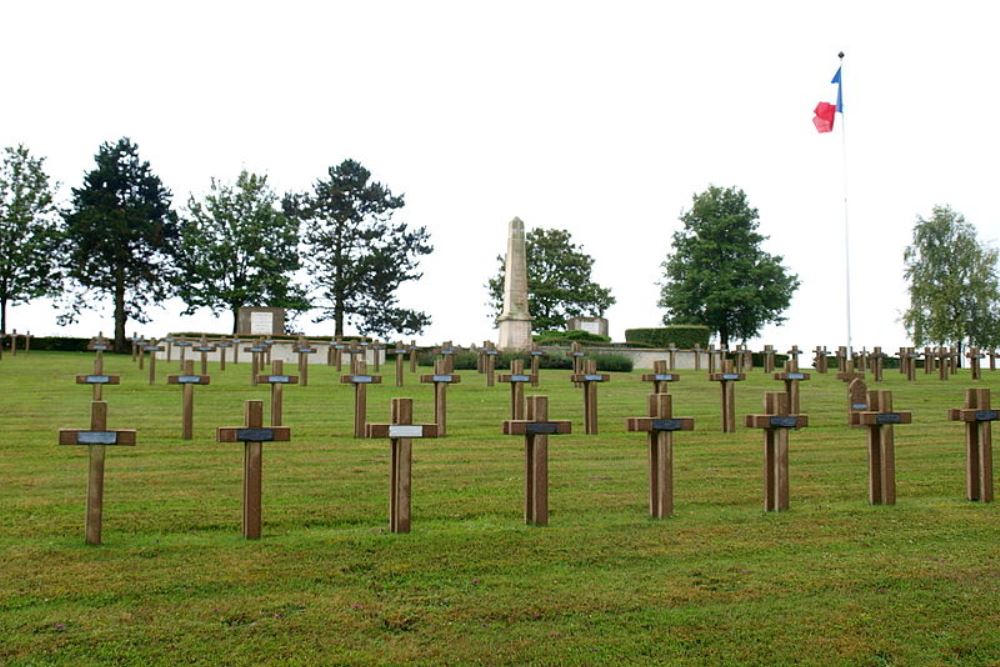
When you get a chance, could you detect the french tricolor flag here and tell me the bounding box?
[813,67,843,133]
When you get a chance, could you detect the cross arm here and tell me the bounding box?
[167,374,212,385]
[340,375,382,384]
[640,373,680,382]
[59,429,137,445]
[569,373,610,383]
[366,423,440,438]
[258,374,300,384]
[419,374,462,384]
[850,411,913,427]
[745,414,809,429]
[217,426,292,443]
[76,374,121,385]
[709,372,746,381]
[502,420,572,435]
[947,408,1000,422]
[626,417,695,432]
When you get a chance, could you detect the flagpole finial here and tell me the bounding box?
[838,51,845,60]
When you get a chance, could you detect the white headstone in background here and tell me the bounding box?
[580,320,602,335]
[250,311,274,335]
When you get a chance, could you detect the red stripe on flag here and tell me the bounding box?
[813,102,836,133]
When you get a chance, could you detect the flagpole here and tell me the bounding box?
[838,51,853,358]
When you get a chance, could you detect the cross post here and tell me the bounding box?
[58,401,137,544]
[570,359,609,434]
[745,392,808,511]
[419,359,461,436]
[143,339,165,385]
[709,359,745,433]
[774,358,810,415]
[851,390,913,505]
[167,360,211,439]
[947,388,995,502]
[341,358,382,437]
[258,359,299,426]
[641,360,680,394]
[366,398,440,533]
[498,359,534,420]
[216,400,292,539]
[502,396,572,525]
[626,393,694,518]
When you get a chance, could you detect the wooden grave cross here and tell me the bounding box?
[58,400,137,544]
[130,332,141,363]
[851,390,913,505]
[567,342,585,387]
[366,398,440,533]
[989,349,997,372]
[900,347,917,382]
[370,341,384,372]
[214,338,233,371]
[625,393,694,518]
[86,333,112,367]
[786,345,801,368]
[762,344,776,373]
[936,346,950,381]
[835,346,848,373]
[162,336,174,363]
[665,342,678,371]
[258,360,299,426]
[345,343,365,372]
[705,344,716,375]
[966,346,983,381]
[173,338,193,369]
[76,356,120,401]
[813,345,829,373]
[438,341,457,373]
[641,360,680,394]
[847,377,869,427]
[869,346,885,382]
[498,359,534,420]
[328,339,345,370]
[143,339,165,385]
[166,360,211,439]
[692,343,703,371]
[229,337,242,365]
[216,400,292,539]
[390,343,407,387]
[419,359,461,436]
[745,391,808,512]
[947,388,995,502]
[340,358,382,438]
[570,359,610,434]
[709,359,746,433]
[292,339,317,387]
[922,346,933,375]
[244,342,268,386]
[502,395,572,526]
[529,343,543,386]
[773,358,810,415]
[482,342,499,387]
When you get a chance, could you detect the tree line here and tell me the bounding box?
[4,139,990,353]
[0,138,432,351]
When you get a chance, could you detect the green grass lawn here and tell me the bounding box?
[1,351,997,666]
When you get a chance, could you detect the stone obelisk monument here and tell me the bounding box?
[497,217,533,351]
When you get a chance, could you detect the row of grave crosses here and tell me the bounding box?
[0,329,33,360]
[61,345,996,545]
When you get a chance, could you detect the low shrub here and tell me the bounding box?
[625,325,710,349]
[533,329,611,345]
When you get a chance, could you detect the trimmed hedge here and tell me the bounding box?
[417,349,633,372]
[532,330,611,345]
[625,326,711,349]
[6,336,91,352]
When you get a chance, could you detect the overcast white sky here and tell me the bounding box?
[2,1,998,351]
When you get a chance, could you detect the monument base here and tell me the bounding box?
[497,317,533,351]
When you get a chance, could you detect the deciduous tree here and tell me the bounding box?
[175,171,308,333]
[902,205,1000,357]
[0,145,62,338]
[658,185,798,347]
